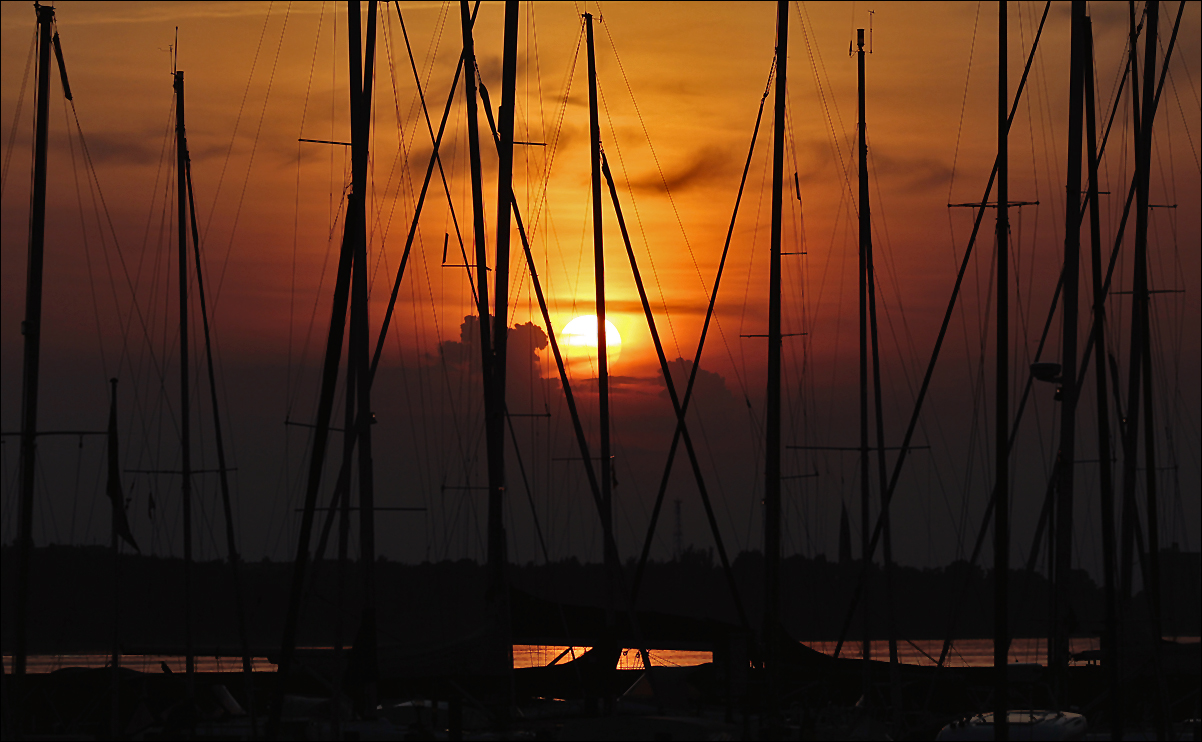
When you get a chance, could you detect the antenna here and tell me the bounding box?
[850,10,875,55]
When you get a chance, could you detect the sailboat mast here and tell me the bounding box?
[855,24,873,699]
[108,379,122,739]
[859,25,903,720]
[764,0,787,699]
[270,3,364,730]
[183,142,256,725]
[584,11,616,607]
[1134,0,1163,645]
[461,0,491,429]
[1082,13,1120,728]
[347,1,379,711]
[14,1,55,685]
[1121,4,1168,734]
[488,0,519,596]
[1052,0,1085,684]
[459,0,498,604]
[993,1,1010,738]
[174,68,196,695]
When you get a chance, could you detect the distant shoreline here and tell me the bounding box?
[4,544,1198,654]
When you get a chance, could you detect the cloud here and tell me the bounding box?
[793,138,951,193]
[436,315,549,382]
[438,314,482,369]
[58,2,325,27]
[868,150,953,192]
[54,130,162,167]
[624,145,736,194]
[658,357,738,410]
[604,298,708,318]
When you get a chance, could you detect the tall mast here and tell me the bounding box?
[855,23,873,702]
[270,1,364,730]
[1119,0,1160,614]
[584,10,616,622]
[461,0,491,445]
[993,2,1010,739]
[1118,0,1141,610]
[859,25,902,721]
[14,1,55,686]
[1121,3,1167,735]
[458,0,494,590]
[1082,13,1119,731]
[182,131,255,728]
[484,0,520,681]
[347,0,379,713]
[107,379,122,739]
[1134,0,1163,649]
[488,0,519,601]
[1052,0,1086,691]
[764,0,788,709]
[174,67,196,697]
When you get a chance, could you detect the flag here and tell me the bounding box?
[107,379,140,553]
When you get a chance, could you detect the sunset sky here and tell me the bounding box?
[2,2,1199,588]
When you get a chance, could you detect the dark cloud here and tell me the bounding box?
[436,315,549,382]
[625,145,736,193]
[438,314,482,369]
[54,130,160,166]
[561,374,658,392]
[793,138,951,193]
[657,357,739,410]
[605,298,708,318]
[868,150,952,192]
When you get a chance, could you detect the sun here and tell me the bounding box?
[560,314,622,369]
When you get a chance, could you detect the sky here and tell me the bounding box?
[2,1,1199,595]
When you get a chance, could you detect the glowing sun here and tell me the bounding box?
[560,314,622,368]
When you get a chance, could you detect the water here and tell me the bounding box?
[805,637,1102,668]
[7,637,1196,673]
[520,637,1105,669]
[3,653,277,674]
[512,645,714,669]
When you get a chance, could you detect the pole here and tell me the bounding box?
[109,378,122,739]
[269,5,360,728]
[859,27,903,724]
[15,2,54,691]
[487,0,520,685]
[1052,0,1085,693]
[174,68,196,699]
[183,153,256,730]
[1128,3,1169,737]
[994,2,1010,738]
[584,13,618,710]
[855,24,874,706]
[1082,18,1120,735]
[764,0,788,722]
[348,0,380,716]
[488,0,519,596]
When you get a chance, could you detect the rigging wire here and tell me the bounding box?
[62,95,111,379]
[211,2,293,309]
[946,1,983,204]
[199,2,275,238]
[290,0,327,421]
[1,28,36,198]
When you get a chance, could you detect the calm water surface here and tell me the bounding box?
[7,637,1196,673]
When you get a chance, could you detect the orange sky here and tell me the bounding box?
[2,1,1199,572]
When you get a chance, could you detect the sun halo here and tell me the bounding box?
[560,314,622,368]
